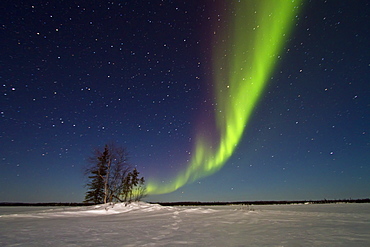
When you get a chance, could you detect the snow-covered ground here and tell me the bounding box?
[0,202,369,246]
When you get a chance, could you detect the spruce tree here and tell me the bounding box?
[84,161,107,204]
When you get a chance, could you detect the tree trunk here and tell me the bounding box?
[104,159,111,204]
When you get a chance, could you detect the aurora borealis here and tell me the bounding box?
[1,0,369,203]
[147,0,302,195]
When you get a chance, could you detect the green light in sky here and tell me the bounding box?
[147,0,302,195]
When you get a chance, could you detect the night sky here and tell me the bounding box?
[1,0,369,203]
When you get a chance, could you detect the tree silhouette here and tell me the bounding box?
[84,143,146,204]
[84,159,107,204]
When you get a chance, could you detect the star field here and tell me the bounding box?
[1,0,369,202]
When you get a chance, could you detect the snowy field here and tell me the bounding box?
[0,202,369,246]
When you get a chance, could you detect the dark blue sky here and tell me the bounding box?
[1,0,369,203]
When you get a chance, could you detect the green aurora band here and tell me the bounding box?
[147,0,302,195]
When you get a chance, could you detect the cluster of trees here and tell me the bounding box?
[84,143,146,204]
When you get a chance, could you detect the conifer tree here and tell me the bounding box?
[84,159,107,204]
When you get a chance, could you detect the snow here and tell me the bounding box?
[0,202,369,246]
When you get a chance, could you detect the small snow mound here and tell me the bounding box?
[85,202,163,214]
[182,208,215,214]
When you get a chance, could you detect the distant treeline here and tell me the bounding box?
[155,198,370,206]
[0,202,95,207]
